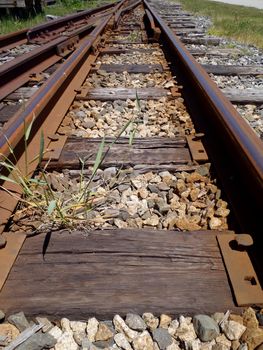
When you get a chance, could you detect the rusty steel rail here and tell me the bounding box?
[114,0,141,27]
[0,29,28,51]
[144,9,160,41]
[0,15,106,101]
[0,0,125,236]
[0,0,126,291]
[27,2,117,44]
[143,0,263,237]
[0,19,108,161]
[144,0,263,306]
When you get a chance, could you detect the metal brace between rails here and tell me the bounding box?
[217,234,263,306]
[145,9,161,42]
[186,134,208,163]
[91,35,106,54]
[42,134,68,161]
[0,232,26,291]
[56,36,80,57]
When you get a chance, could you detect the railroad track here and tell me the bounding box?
[0,2,118,109]
[0,0,262,345]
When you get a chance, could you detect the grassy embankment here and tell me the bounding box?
[178,0,263,49]
[0,0,109,35]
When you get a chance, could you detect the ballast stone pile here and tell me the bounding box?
[65,98,195,139]
[183,18,263,141]
[0,308,263,350]
[0,44,39,66]
[11,165,230,232]
[84,71,174,89]
[99,51,166,65]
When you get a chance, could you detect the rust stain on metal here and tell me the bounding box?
[145,9,161,41]
[217,234,263,306]
[0,11,114,250]
[0,235,6,249]
[57,36,80,57]
[186,135,208,162]
[43,135,68,161]
[144,0,263,237]
[0,232,26,291]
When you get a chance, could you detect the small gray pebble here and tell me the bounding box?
[126,313,147,331]
[193,314,219,342]
[152,328,173,350]
[16,333,56,350]
[8,311,30,332]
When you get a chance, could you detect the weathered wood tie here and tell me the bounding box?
[0,229,241,318]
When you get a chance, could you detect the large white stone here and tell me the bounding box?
[87,317,99,342]
[114,333,133,350]
[221,321,246,341]
[113,315,138,342]
[132,331,154,350]
[55,331,78,350]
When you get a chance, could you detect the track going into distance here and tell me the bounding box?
[0,0,262,330]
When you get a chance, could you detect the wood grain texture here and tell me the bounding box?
[6,87,38,100]
[182,37,220,45]
[190,48,241,57]
[78,88,168,101]
[203,65,263,76]
[0,104,21,123]
[0,229,240,318]
[223,88,263,104]
[46,137,190,170]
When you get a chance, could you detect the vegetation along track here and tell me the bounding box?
[0,0,262,330]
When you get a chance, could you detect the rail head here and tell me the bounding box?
[143,0,263,235]
[0,0,126,161]
[27,1,118,43]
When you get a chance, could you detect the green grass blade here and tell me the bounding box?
[47,199,57,215]
[0,175,18,184]
[3,135,15,156]
[129,127,136,146]
[39,130,45,165]
[25,116,35,141]
[29,178,46,186]
[114,118,133,141]
[92,137,105,176]
[0,161,16,172]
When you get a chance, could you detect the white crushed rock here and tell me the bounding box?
[64,98,195,139]
[84,71,174,88]
[11,165,230,232]
[0,44,39,66]
[98,51,166,65]
[1,309,263,350]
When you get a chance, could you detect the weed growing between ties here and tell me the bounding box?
[0,96,141,234]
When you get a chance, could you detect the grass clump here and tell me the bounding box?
[0,97,140,232]
[177,0,263,48]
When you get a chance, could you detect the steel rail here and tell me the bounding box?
[27,2,117,43]
[0,19,107,158]
[114,0,141,27]
[0,16,104,101]
[0,29,28,51]
[0,5,114,51]
[143,0,263,236]
[0,0,125,288]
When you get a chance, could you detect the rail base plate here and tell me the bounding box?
[217,234,263,306]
